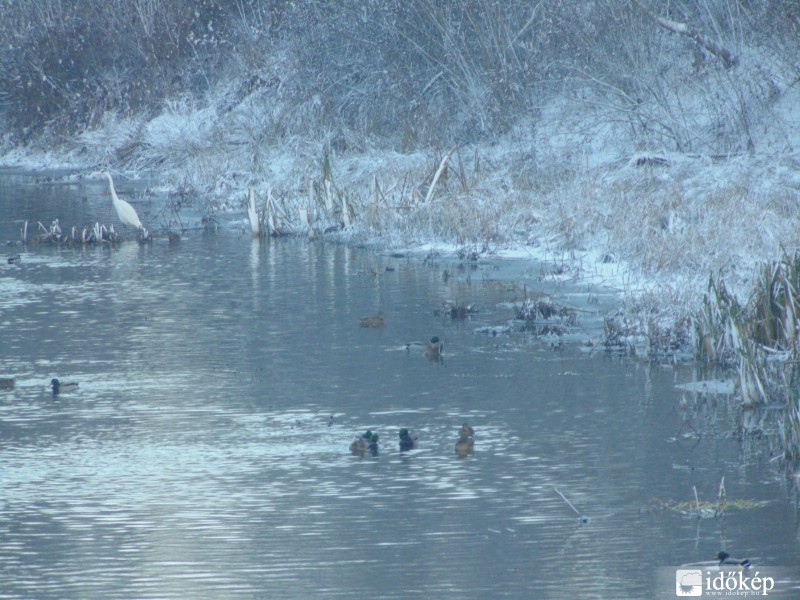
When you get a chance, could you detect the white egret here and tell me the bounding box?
[91,171,143,230]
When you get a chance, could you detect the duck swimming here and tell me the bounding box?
[717,551,751,569]
[349,437,367,454]
[0,377,15,390]
[359,313,385,328]
[350,429,377,455]
[424,336,444,360]
[51,378,79,394]
[455,435,474,456]
[368,433,380,455]
[398,428,419,451]
[455,423,475,455]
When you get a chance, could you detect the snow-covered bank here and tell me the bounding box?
[2,23,800,373]
[4,112,800,362]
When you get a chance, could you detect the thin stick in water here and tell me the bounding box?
[554,487,588,523]
[716,476,726,518]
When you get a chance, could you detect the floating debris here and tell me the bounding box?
[513,286,577,336]
[603,305,691,358]
[435,300,478,319]
[359,313,385,328]
[475,324,513,336]
[675,380,736,394]
[643,497,768,516]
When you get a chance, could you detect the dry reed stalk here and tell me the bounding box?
[247,189,260,238]
[423,146,455,205]
[341,194,351,228]
[265,187,275,235]
[324,178,333,213]
[716,476,726,518]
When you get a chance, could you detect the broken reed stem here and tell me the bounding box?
[423,146,455,205]
[716,476,726,518]
[266,187,276,234]
[324,178,333,213]
[341,194,350,228]
[247,189,260,238]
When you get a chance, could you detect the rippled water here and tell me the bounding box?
[1,170,799,598]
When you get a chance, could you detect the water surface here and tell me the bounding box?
[1,170,799,599]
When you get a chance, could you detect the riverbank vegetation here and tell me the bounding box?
[3,1,800,457]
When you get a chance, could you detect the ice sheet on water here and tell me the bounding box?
[674,379,736,394]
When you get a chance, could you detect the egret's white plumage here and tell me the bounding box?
[92,171,143,229]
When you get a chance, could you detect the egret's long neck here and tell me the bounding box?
[106,176,117,197]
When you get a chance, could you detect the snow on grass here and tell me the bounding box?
[76,112,145,164]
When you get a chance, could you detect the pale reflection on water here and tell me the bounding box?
[1,171,799,599]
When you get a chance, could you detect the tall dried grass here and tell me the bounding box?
[697,250,800,461]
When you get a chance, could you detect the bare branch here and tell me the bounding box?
[629,0,737,68]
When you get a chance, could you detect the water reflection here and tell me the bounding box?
[1,172,800,598]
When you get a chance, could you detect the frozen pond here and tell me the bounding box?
[1,170,799,598]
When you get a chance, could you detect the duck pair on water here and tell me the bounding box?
[358,314,444,362]
[402,337,445,361]
[349,430,380,455]
[400,424,473,454]
[0,378,79,393]
[358,312,444,356]
[349,428,419,453]
[351,428,418,453]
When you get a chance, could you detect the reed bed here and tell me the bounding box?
[696,250,800,462]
